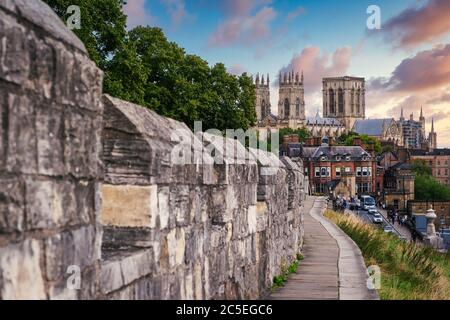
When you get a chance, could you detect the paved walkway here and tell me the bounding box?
[269,196,378,300]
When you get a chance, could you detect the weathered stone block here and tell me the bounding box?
[101,184,158,228]
[0,177,25,233]
[25,179,77,230]
[0,239,46,299]
[5,94,37,173]
[45,225,96,281]
[36,106,64,175]
[27,32,54,99]
[0,12,29,85]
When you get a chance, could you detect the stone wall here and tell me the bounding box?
[0,0,103,299]
[99,96,305,299]
[0,0,306,300]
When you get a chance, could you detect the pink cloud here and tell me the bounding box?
[279,46,352,93]
[228,64,247,75]
[218,0,272,17]
[369,44,450,92]
[123,0,154,28]
[382,0,450,48]
[208,6,276,47]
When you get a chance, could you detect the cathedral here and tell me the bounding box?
[254,72,437,149]
[254,73,361,138]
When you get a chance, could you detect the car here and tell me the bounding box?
[360,195,376,211]
[372,213,383,224]
[383,226,394,233]
[368,208,378,215]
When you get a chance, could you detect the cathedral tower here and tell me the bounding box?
[278,70,305,121]
[429,118,437,150]
[255,73,271,121]
[322,76,365,130]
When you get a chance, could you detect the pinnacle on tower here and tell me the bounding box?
[301,70,304,83]
[288,71,292,83]
[420,106,424,118]
[267,73,270,85]
[295,72,299,83]
[279,72,282,85]
[261,74,265,85]
[431,117,435,133]
[256,72,260,85]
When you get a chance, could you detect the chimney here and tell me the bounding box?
[353,136,362,147]
[367,141,375,157]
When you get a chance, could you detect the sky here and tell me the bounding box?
[123,0,450,147]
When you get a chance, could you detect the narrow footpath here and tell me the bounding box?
[269,196,379,300]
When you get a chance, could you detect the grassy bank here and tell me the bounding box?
[324,210,450,300]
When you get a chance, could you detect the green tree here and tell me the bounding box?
[411,159,432,176]
[341,133,382,154]
[43,0,127,69]
[415,174,450,201]
[45,5,257,131]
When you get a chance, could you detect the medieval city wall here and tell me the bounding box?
[0,0,306,300]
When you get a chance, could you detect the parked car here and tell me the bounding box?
[360,195,376,211]
[372,213,383,224]
[384,226,394,233]
[368,208,378,215]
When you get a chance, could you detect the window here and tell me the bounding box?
[368,167,372,177]
[356,167,362,176]
[338,88,344,113]
[438,161,441,166]
[321,156,327,161]
[336,167,341,177]
[261,100,266,119]
[346,156,351,161]
[329,88,335,114]
[321,167,327,177]
[315,167,320,177]
[296,98,300,118]
[284,98,290,119]
[362,167,368,176]
[305,167,309,174]
[345,167,351,173]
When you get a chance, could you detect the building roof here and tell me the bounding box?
[352,118,394,136]
[410,149,450,156]
[306,114,344,126]
[306,145,371,160]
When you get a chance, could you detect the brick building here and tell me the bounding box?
[299,138,378,197]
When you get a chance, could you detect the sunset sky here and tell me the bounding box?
[124,0,450,147]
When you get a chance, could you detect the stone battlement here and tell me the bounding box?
[0,0,306,300]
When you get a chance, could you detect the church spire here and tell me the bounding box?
[420,106,423,118]
[431,117,435,133]
[400,107,404,122]
[267,73,270,85]
[301,70,304,83]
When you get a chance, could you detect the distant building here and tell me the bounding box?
[409,148,450,186]
[299,137,378,197]
[254,72,345,138]
[384,163,415,213]
[352,118,403,146]
[322,76,366,131]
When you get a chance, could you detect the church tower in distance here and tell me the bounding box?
[255,73,271,121]
[322,76,365,131]
[278,70,306,121]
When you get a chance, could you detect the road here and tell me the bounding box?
[345,207,411,241]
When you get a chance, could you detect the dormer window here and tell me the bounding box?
[346,156,351,161]
[335,156,341,161]
[321,156,327,161]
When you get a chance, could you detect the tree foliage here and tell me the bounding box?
[337,132,382,154]
[44,1,256,131]
[415,174,450,201]
[411,159,433,176]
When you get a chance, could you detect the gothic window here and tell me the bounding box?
[329,89,335,114]
[296,98,300,118]
[284,98,290,119]
[351,89,355,114]
[338,88,344,114]
[356,89,361,114]
[261,100,266,119]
